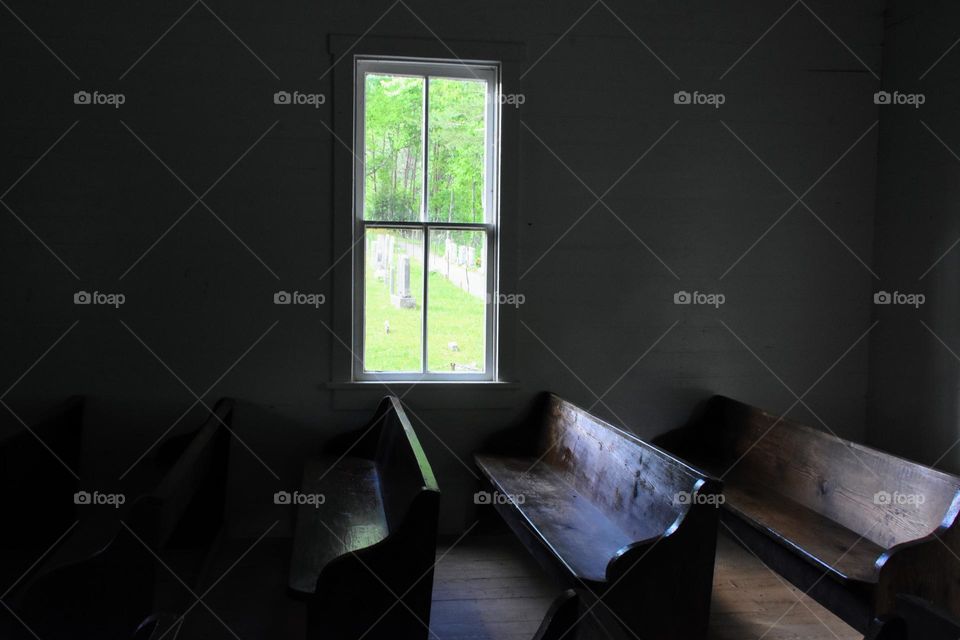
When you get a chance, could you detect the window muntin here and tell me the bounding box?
[353,58,499,381]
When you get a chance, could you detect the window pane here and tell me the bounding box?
[426,77,487,224]
[363,74,424,222]
[364,228,424,372]
[427,229,487,373]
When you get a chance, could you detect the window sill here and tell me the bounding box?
[326,380,521,410]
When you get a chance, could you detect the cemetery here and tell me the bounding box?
[365,231,486,373]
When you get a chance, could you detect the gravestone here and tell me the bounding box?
[390,255,416,309]
[374,236,387,280]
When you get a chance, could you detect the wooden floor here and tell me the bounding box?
[176,529,860,639]
[431,531,860,640]
[431,533,558,640]
[708,531,859,640]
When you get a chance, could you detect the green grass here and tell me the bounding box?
[364,259,485,373]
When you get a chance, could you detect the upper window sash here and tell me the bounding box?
[353,57,500,227]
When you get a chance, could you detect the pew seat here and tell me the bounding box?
[475,456,649,582]
[723,481,885,582]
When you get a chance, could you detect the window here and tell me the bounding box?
[353,58,499,381]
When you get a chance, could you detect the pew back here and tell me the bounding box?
[704,397,960,549]
[150,400,233,549]
[539,394,711,541]
[374,397,438,532]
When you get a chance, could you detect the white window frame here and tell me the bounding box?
[352,56,500,382]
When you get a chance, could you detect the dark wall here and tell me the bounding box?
[1,0,883,534]
[867,0,960,472]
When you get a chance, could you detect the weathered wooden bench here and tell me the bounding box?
[475,393,722,640]
[288,396,440,640]
[656,395,960,636]
[4,399,234,640]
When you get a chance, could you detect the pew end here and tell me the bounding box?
[289,396,440,640]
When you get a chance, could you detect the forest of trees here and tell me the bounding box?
[363,73,487,224]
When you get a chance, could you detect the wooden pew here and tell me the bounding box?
[475,393,722,640]
[656,395,960,636]
[4,399,234,640]
[288,396,440,640]
[0,396,85,551]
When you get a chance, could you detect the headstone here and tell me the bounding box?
[374,236,387,280]
[390,255,416,309]
[398,256,410,297]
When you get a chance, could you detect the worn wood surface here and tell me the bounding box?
[292,396,440,640]
[476,393,722,640]
[682,397,960,547]
[540,394,713,540]
[475,455,637,582]
[658,394,960,632]
[430,532,861,640]
[724,481,884,582]
[288,455,387,594]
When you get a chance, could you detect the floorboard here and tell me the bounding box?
[175,529,861,640]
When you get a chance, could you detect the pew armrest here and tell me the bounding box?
[876,498,960,620]
[606,477,722,583]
